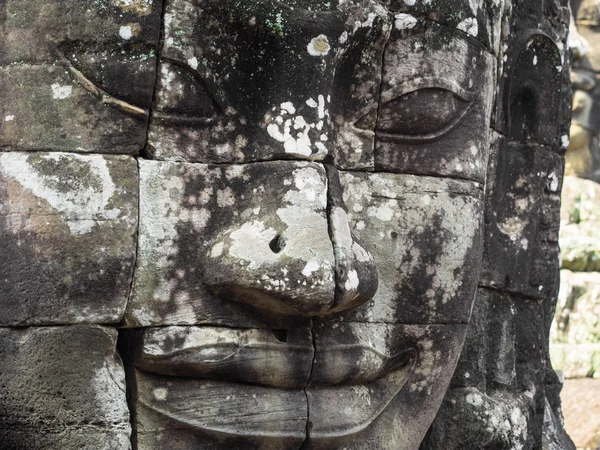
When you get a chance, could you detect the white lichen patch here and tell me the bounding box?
[345,269,360,290]
[307,35,331,56]
[394,13,418,30]
[153,388,168,401]
[367,201,396,222]
[466,392,484,407]
[187,56,199,70]
[265,98,329,158]
[217,188,235,207]
[457,18,478,37]
[210,242,224,258]
[119,25,133,40]
[0,153,119,235]
[228,222,279,269]
[51,83,73,100]
[338,31,349,44]
[302,259,321,277]
[5,115,14,122]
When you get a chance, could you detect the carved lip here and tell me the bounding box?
[137,352,416,443]
[135,330,414,389]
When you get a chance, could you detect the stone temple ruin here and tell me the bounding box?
[0,0,576,449]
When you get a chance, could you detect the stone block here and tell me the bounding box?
[0,152,138,325]
[331,170,483,324]
[0,0,162,153]
[0,325,130,449]
[481,139,562,299]
[125,160,335,327]
[374,23,495,183]
[126,326,314,389]
[132,369,307,450]
[306,323,468,450]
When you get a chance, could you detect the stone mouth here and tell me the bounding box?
[135,330,415,388]
[136,352,416,443]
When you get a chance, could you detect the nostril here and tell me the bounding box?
[269,234,286,254]
[271,329,288,343]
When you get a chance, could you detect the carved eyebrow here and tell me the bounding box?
[52,46,149,119]
[161,55,226,116]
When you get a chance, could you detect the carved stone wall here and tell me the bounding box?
[0,1,573,449]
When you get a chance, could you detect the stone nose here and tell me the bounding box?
[325,165,379,315]
[204,162,378,320]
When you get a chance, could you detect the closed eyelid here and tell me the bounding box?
[353,77,474,131]
[374,81,474,141]
[380,77,474,104]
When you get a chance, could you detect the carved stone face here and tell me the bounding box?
[120,1,496,449]
[0,0,498,449]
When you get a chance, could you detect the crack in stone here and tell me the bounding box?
[300,318,316,450]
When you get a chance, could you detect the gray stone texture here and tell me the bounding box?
[0,0,162,154]
[0,152,138,325]
[421,0,575,448]
[0,0,574,449]
[0,325,130,450]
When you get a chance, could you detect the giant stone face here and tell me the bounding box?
[0,0,501,449]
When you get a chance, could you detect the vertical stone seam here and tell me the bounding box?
[124,0,167,312]
[372,12,393,169]
[300,318,316,450]
[140,0,168,160]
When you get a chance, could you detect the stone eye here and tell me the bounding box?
[376,88,471,140]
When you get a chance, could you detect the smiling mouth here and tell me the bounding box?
[130,326,416,445]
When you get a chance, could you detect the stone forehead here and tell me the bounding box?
[381,0,503,52]
[223,0,502,52]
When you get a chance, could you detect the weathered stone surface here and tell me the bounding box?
[126,160,332,327]
[127,326,314,389]
[148,0,393,165]
[0,152,138,325]
[306,323,467,450]
[480,138,563,300]
[422,287,575,450]
[332,171,484,324]
[374,22,495,182]
[125,159,377,327]
[0,0,161,153]
[381,0,505,54]
[422,387,532,450]
[133,369,307,450]
[0,0,573,448]
[0,325,130,449]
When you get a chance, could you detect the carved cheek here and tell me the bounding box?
[333,171,484,325]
